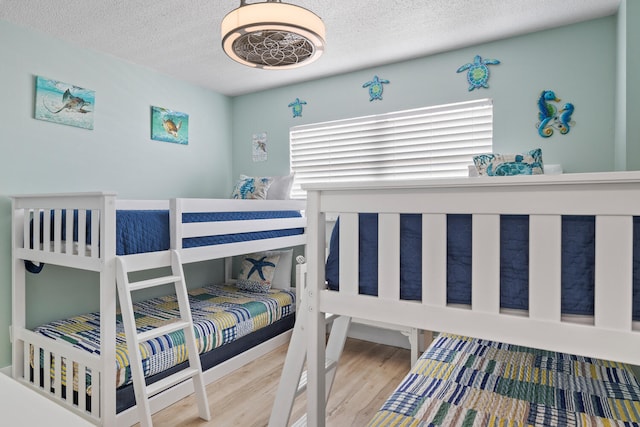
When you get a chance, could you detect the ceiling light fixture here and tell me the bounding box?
[221,0,326,70]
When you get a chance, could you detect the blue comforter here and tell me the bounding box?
[26,209,303,273]
[325,214,640,320]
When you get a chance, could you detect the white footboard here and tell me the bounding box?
[14,329,102,424]
[304,171,640,426]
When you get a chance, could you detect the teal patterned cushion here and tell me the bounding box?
[236,253,281,292]
[473,148,544,176]
[231,175,273,199]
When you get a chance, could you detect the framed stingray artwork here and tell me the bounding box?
[34,76,95,130]
[151,106,189,145]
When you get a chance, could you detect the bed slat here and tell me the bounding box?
[33,209,41,251]
[77,363,86,412]
[91,209,99,259]
[33,344,41,388]
[339,213,359,296]
[378,214,400,300]
[422,214,447,307]
[54,353,62,400]
[529,215,562,322]
[43,346,52,392]
[472,214,500,313]
[595,215,633,330]
[65,208,74,255]
[22,342,29,385]
[43,209,51,253]
[77,210,87,256]
[90,370,99,418]
[181,217,306,238]
[53,209,62,253]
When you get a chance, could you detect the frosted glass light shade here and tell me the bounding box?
[221,1,326,69]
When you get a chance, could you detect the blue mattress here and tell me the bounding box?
[26,209,303,272]
[325,214,640,320]
[117,209,303,254]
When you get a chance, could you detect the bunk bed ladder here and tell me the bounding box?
[269,261,351,426]
[115,250,211,427]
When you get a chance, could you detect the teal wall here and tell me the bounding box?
[624,0,640,170]
[232,17,618,178]
[0,20,233,367]
[1,7,637,370]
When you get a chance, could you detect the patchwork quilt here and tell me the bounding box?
[33,283,295,390]
[368,333,640,426]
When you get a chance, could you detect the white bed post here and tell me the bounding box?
[11,199,26,380]
[100,194,117,426]
[306,189,326,427]
[170,198,182,251]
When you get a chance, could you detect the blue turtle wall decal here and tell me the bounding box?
[456,55,500,91]
[362,75,390,101]
[288,98,307,118]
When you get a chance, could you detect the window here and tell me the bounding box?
[289,98,493,199]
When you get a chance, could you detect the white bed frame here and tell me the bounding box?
[303,171,640,426]
[10,192,306,426]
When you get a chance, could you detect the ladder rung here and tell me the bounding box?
[296,358,337,397]
[128,275,182,292]
[146,367,200,397]
[137,320,191,343]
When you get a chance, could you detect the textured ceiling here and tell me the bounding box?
[0,0,621,96]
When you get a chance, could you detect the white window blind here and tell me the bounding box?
[289,98,493,199]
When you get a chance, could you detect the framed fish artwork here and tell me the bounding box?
[151,106,189,145]
[34,76,95,130]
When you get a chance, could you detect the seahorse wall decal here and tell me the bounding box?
[537,90,559,137]
[536,90,575,138]
[557,103,575,134]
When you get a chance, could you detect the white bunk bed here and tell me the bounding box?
[302,171,640,426]
[10,192,306,426]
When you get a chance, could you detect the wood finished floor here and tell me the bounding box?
[149,338,411,427]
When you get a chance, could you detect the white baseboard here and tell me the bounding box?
[0,366,11,376]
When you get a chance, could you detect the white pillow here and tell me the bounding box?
[267,174,294,200]
[544,164,563,174]
[265,249,293,288]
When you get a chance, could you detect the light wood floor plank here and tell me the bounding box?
[150,338,410,426]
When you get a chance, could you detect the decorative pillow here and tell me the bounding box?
[236,253,281,292]
[473,148,544,176]
[267,174,295,200]
[231,175,273,199]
